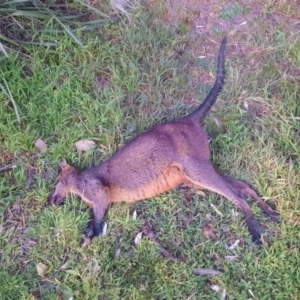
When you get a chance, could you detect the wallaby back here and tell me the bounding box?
[48,37,278,243]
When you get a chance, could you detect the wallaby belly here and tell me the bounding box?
[108,165,187,203]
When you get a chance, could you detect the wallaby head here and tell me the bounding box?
[48,158,78,206]
[48,37,279,244]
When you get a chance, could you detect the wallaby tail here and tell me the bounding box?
[187,37,227,122]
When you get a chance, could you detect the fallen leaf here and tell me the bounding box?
[115,248,121,259]
[224,255,238,262]
[231,209,239,218]
[202,223,217,241]
[213,117,221,127]
[193,268,223,276]
[0,163,17,172]
[132,210,137,220]
[221,289,227,300]
[195,189,206,197]
[34,138,47,153]
[205,213,212,221]
[58,262,69,271]
[134,232,143,245]
[75,140,96,152]
[36,262,48,278]
[126,123,136,133]
[228,240,240,250]
[211,285,221,292]
[101,222,108,236]
[210,203,224,216]
[248,289,255,298]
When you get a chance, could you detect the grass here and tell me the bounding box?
[219,3,249,20]
[0,0,117,51]
[1,1,300,299]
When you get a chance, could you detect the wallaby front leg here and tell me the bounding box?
[85,202,109,238]
[82,188,109,238]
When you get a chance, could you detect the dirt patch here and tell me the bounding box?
[161,0,300,84]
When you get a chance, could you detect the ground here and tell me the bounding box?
[0,0,300,299]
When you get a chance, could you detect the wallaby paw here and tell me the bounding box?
[267,210,280,223]
[252,233,262,245]
[84,222,104,239]
[84,227,95,239]
[247,218,262,245]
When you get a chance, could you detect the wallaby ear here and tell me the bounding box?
[60,158,68,170]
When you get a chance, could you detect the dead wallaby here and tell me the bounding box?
[48,37,279,243]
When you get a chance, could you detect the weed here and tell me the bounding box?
[219,3,249,20]
[0,1,300,299]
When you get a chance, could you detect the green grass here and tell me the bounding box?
[1,1,300,299]
[219,3,249,20]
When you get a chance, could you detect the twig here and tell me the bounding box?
[157,244,179,262]
[26,173,36,189]
[54,248,70,277]
[0,163,17,172]
[144,230,179,263]
[193,268,223,276]
[78,116,93,135]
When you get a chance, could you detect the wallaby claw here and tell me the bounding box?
[252,233,262,245]
[84,227,95,238]
[268,210,280,223]
[84,222,104,239]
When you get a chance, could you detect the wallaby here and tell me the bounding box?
[48,37,279,243]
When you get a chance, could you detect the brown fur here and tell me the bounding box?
[48,38,278,243]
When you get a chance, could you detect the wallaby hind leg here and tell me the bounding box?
[223,176,279,222]
[183,160,262,243]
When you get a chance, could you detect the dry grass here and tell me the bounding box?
[0,0,300,299]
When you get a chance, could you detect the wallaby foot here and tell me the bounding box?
[85,220,105,238]
[245,217,262,244]
[223,176,279,222]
